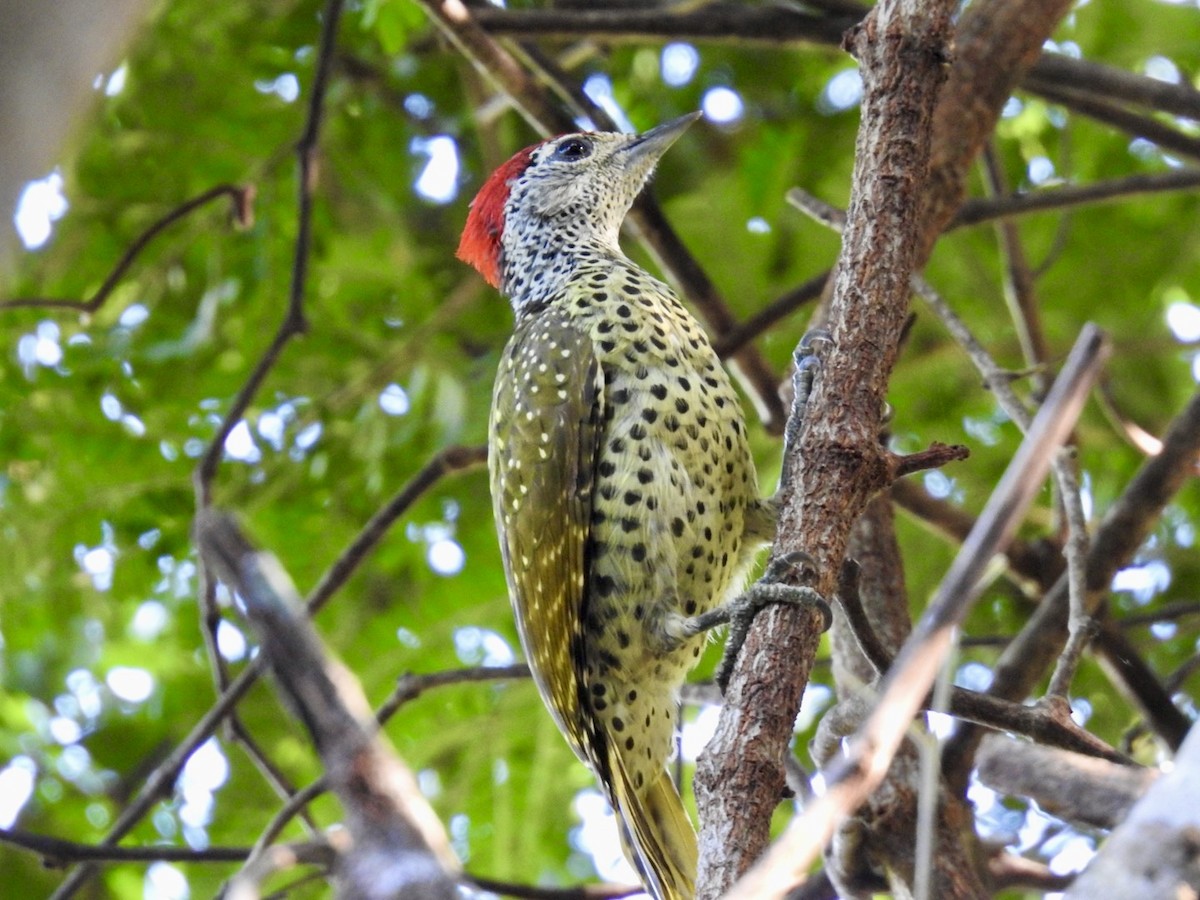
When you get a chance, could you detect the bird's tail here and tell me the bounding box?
[609,752,697,900]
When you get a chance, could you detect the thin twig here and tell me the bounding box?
[794,169,1200,235]
[227,719,322,837]
[173,6,347,884]
[981,142,1050,393]
[0,828,250,865]
[378,664,531,722]
[244,662,529,865]
[467,3,857,46]
[712,269,830,360]
[1027,81,1200,164]
[464,874,642,899]
[1026,53,1200,120]
[1043,451,1095,700]
[910,276,1034,426]
[0,184,253,312]
[953,169,1200,229]
[248,779,329,864]
[306,444,487,614]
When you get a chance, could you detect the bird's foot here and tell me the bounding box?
[714,552,832,692]
[784,329,833,460]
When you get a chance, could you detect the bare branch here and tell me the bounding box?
[727,325,1107,896]
[467,3,858,46]
[981,142,1050,389]
[463,874,642,899]
[1027,52,1200,120]
[46,442,483,900]
[196,510,460,899]
[953,168,1200,229]
[976,734,1156,830]
[0,828,249,866]
[1064,722,1200,898]
[0,184,253,312]
[694,0,959,892]
[712,269,830,360]
[1026,80,1200,164]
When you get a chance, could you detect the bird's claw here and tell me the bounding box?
[715,568,832,692]
[785,329,834,460]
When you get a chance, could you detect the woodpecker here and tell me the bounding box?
[458,113,778,900]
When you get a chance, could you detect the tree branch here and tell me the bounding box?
[46,442,483,900]
[693,0,958,893]
[726,325,1106,897]
[0,184,252,312]
[196,510,460,900]
[0,828,250,866]
[944,386,1200,779]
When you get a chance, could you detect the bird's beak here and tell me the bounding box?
[619,111,703,167]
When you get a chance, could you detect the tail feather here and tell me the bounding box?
[609,752,697,900]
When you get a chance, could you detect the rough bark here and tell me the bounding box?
[693,0,955,893]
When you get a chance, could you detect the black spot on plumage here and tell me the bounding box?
[637,468,653,484]
[631,543,646,561]
[650,383,668,400]
[616,304,632,318]
[626,737,635,751]
[641,408,657,424]
[598,460,616,477]
[671,518,685,537]
[612,716,625,732]
[599,339,616,353]
[624,490,642,505]
[622,517,639,533]
[630,423,647,440]
[617,631,630,649]
[595,575,617,596]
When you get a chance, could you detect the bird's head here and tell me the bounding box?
[457,112,701,291]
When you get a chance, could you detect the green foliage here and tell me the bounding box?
[1,0,1199,897]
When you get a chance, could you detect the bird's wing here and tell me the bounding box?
[489,312,604,764]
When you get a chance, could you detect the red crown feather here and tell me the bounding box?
[456,143,539,289]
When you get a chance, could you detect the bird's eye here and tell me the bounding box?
[554,138,592,161]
